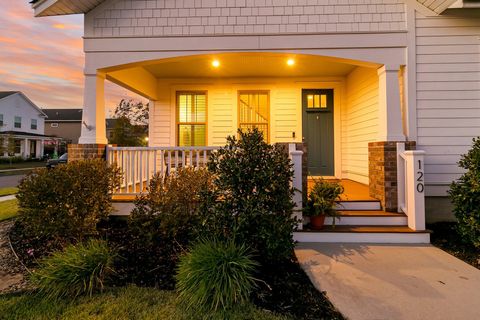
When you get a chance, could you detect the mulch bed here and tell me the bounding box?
[428,222,479,269]
[0,221,29,294]
[254,259,345,320]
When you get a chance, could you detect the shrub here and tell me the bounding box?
[16,159,121,241]
[176,239,259,317]
[30,239,116,300]
[111,168,212,288]
[202,128,297,263]
[448,137,480,248]
[305,179,344,226]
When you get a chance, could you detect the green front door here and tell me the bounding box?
[302,89,334,176]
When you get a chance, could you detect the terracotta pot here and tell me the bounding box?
[309,215,326,230]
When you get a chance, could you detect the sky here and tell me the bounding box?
[0,1,142,116]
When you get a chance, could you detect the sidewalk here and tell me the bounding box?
[0,195,16,202]
[296,243,480,320]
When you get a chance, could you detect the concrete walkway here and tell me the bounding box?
[0,195,16,202]
[296,243,480,320]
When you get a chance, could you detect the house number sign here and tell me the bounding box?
[417,159,424,193]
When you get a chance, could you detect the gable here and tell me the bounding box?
[32,0,105,17]
[0,92,47,118]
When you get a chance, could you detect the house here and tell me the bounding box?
[30,0,480,243]
[43,108,83,144]
[0,91,50,159]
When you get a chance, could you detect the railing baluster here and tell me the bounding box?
[167,151,172,176]
[196,150,200,167]
[139,151,143,193]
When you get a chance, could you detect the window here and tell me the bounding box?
[176,92,207,146]
[14,116,21,128]
[238,91,269,141]
[306,93,328,109]
[31,119,37,130]
[51,123,58,128]
[0,114,3,127]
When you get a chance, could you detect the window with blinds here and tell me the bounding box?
[238,91,269,141]
[176,92,207,146]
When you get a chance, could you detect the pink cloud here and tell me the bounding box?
[0,1,144,113]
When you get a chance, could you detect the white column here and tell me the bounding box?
[377,66,405,142]
[39,140,45,158]
[289,143,303,231]
[79,73,108,144]
[404,150,426,231]
[23,139,29,159]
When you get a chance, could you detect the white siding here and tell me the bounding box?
[342,67,379,184]
[415,11,480,195]
[0,93,45,135]
[149,85,172,146]
[87,0,406,37]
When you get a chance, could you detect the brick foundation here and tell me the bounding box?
[368,141,416,212]
[67,144,107,162]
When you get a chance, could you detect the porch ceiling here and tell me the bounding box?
[142,53,358,79]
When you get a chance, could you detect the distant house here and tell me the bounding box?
[0,91,50,159]
[43,109,83,144]
[43,109,121,144]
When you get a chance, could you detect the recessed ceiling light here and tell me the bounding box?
[212,60,220,68]
[287,59,295,66]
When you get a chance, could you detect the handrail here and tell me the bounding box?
[106,146,219,195]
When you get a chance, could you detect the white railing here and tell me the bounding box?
[397,142,426,231]
[106,146,218,195]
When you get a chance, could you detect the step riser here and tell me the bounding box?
[293,232,430,244]
[336,202,381,211]
[324,216,407,226]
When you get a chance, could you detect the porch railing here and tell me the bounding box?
[106,146,218,195]
[397,142,426,231]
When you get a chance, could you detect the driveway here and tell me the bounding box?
[296,243,480,320]
[0,175,25,188]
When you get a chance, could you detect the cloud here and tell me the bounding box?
[0,1,144,113]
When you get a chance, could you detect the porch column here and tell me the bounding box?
[78,73,107,144]
[377,66,405,142]
[23,139,29,159]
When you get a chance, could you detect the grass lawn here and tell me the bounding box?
[429,222,479,269]
[0,199,19,222]
[0,162,45,171]
[0,187,18,197]
[0,286,288,320]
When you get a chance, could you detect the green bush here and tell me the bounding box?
[305,179,344,226]
[16,159,121,241]
[176,239,259,317]
[448,137,480,248]
[202,129,297,263]
[30,239,116,300]
[113,168,212,288]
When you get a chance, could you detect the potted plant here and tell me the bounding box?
[305,179,344,229]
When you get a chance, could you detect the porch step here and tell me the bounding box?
[324,210,407,226]
[294,226,431,244]
[336,200,381,211]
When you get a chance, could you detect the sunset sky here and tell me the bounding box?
[0,1,141,115]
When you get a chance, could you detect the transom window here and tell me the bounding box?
[238,91,269,141]
[31,119,37,130]
[306,93,328,109]
[176,92,207,147]
[14,116,21,128]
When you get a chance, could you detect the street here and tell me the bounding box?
[0,175,24,188]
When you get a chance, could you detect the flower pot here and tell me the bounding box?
[309,215,326,230]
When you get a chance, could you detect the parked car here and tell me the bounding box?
[46,153,67,169]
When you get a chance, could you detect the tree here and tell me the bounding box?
[114,99,149,126]
[109,99,149,146]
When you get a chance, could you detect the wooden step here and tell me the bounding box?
[294,226,431,243]
[324,211,407,226]
[336,200,381,211]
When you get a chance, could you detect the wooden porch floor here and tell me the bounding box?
[307,178,376,201]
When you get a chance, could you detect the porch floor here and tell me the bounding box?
[307,178,377,201]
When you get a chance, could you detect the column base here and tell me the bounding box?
[368,141,416,212]
[68,144,107,162]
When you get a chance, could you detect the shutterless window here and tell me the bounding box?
[0,114,3,126]
[31,119,37,130]
[51,123,58,128]
[238,91,269,141]
[176,92,207,147]
[14,116,21,128]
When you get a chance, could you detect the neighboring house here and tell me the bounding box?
[43,108,83,144]
[106,118,117,141]
[0,91,49,159]
[31,0,480,242]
